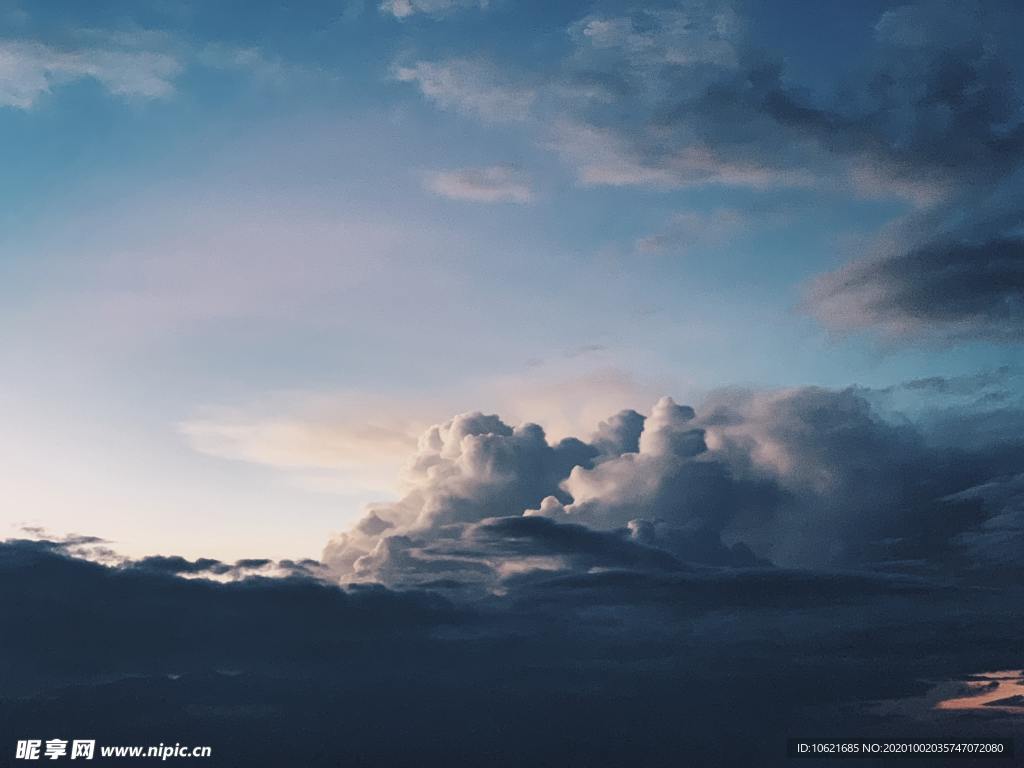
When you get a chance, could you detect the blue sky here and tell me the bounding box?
[1,0,1021,561]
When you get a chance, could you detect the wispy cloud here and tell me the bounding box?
[179,394,428,496]
[393,59,534,123]
[634,205,790,255]
[197,42,320,87]
[380,0,489,20]
[0,39,181,108]
[426,166,533,203]
[807,235,1024,343]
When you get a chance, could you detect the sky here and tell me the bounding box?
[2,0,1021,564]
[3,1,1024,764]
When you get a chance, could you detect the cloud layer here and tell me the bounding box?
[5,528,1023,767]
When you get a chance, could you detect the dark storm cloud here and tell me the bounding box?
[0,538,459,698]
[122,553,324,579]
[5,536,1024,767]
[133,554,234,575]
[504,566,944,614]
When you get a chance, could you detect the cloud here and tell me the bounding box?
[320,385,1024,586]
[809,235,1024,343]
[543,0,1024,342]
[949,473,1024,568]
[530,396,735,531]
[180,394,428,495]
[7,371,1024,755]
[380,0,489,19]
[889,366,1018,397]
[549,0,1024,196]
[0,537,457,697]
[807,158,1024,347]
[180,416,415,471]
[380,2,1022,343]
[549,118,817,190]
[197,43,296,85]
[178,369,662,503]
[546,4,832,191]
[634,205,789,255]
[322,410,598,582]
[5,535,1024,767]
[694,387,950,567]
[635,209,745,254]
[426,166,534,203]
[393,59,534,122]
[0,39,181,108]
[481,367,664,443]
[0,28,318,112]
[388,0,1020,200]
